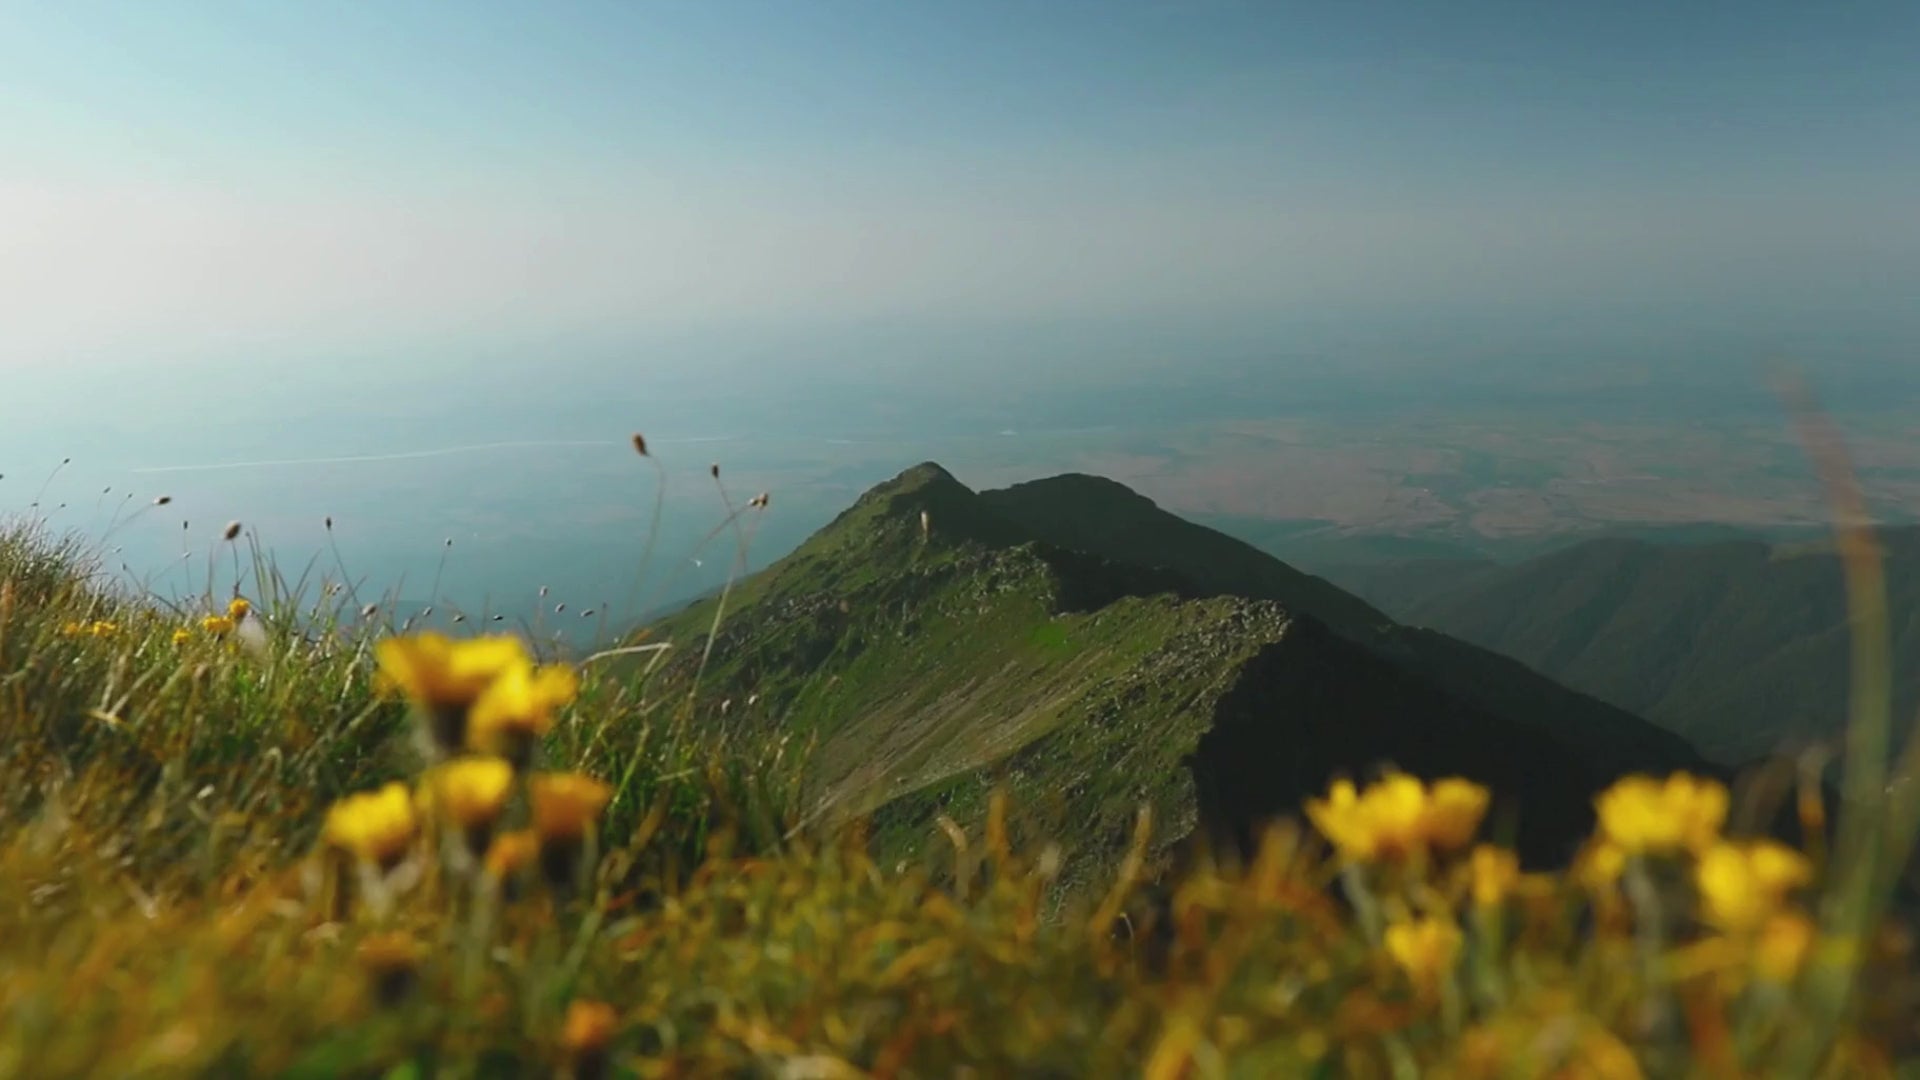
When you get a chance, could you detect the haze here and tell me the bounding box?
[4,2,1918,633]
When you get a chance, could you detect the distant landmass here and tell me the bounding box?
[1324,531,1920,767]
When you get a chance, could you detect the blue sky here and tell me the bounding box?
[2,1,1917,385]
[2,2,1917,630]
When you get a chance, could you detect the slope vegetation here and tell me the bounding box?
[1343,532,1920,764]
[647,464,1712,886]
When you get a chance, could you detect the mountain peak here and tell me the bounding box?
[883,461,963,493]
[996,473,1160,508]
[801,460,1032,557]
[979,473,1391,636]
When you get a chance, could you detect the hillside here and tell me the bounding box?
[1337,532,1920,765]
[982,474,1707,777]
[646,463,1713,888]
[5,520,1914,1074]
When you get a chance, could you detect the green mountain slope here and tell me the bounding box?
[1344,532,1920,765]
[980,474,1705,776]
[643,464,1712,889]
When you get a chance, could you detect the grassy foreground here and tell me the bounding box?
[1,524,1917,1079]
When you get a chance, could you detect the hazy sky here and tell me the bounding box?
[3,2,1918,635]
[4,1,1917,385]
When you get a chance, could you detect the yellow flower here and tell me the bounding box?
[375,632,531,753]
[376,632,529,705]
[1425,778,1491,850]
[227,597,251,620]
[561,999,620,1058]
[1470,844,1520,908]
[323,782,419,871]
[1577,840,1628,889]
[530,773,613,843]
[422,757,516,855]
[1755,912,1816,983]
[88,620,118,638]
[1695,840,1812,930]
[1385,915,1463,996]
[172,628,193,647]
[1306,779,1366,855]
[59,620,85,638]
[1594,772,1727,855]
[202,614,235,637]
[1305,772,1489,862]
[483,829,539,881]
[468,661,578,765]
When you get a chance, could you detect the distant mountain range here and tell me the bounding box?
[1327,532,1920,767]
[640,463,1721,888]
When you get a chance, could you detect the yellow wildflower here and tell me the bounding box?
[1426,778,1491,849]
[227,596,251,620]
[1594,772,1727,855]
[58,620,84,638]
[422,756,516,855]
[375,632,531,754]
[202,614,235,637]
[530,773,613,844]
[1755,912,1816,983]
[483,829,539,882]
[172,627,192,647]
[1469,844,1520,908]
[561,999,620,1075]
[376,632,529,705]
[1385,915,1462,996]
[323,782,419,871]
[1577,840,1628,889]
[88,620,118,638]
[1695,840,1812,930]
[1306,772,1490,861]
[530,772,613,889]
[468,661,578,766]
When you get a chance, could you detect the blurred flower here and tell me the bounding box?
[1577,840,1629,889]
[561,999,619,1080]
[1755,912,1817,983]
[423,756,517,856]
[1695,840,1812,930]
[531,773,612,844]
[171,628,192,647]
[1470,844,1520,908]
[469,661,578,768]
[1306,772,1489,861]
[1425,778,1491,850]
[1594,772,1727,855]
[1385,915,1463,997]
[324,782,419,872]
[59,620,85,638]
[89,620,118,638]
[227,597,251,620]
[531,772,613,889]
[202,615,235,637]
[484,829,539,885]
[375,633,530,755]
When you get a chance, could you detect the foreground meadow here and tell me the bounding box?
[1,521,1916,1079]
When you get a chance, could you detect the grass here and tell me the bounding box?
[2,425,1919,1077]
